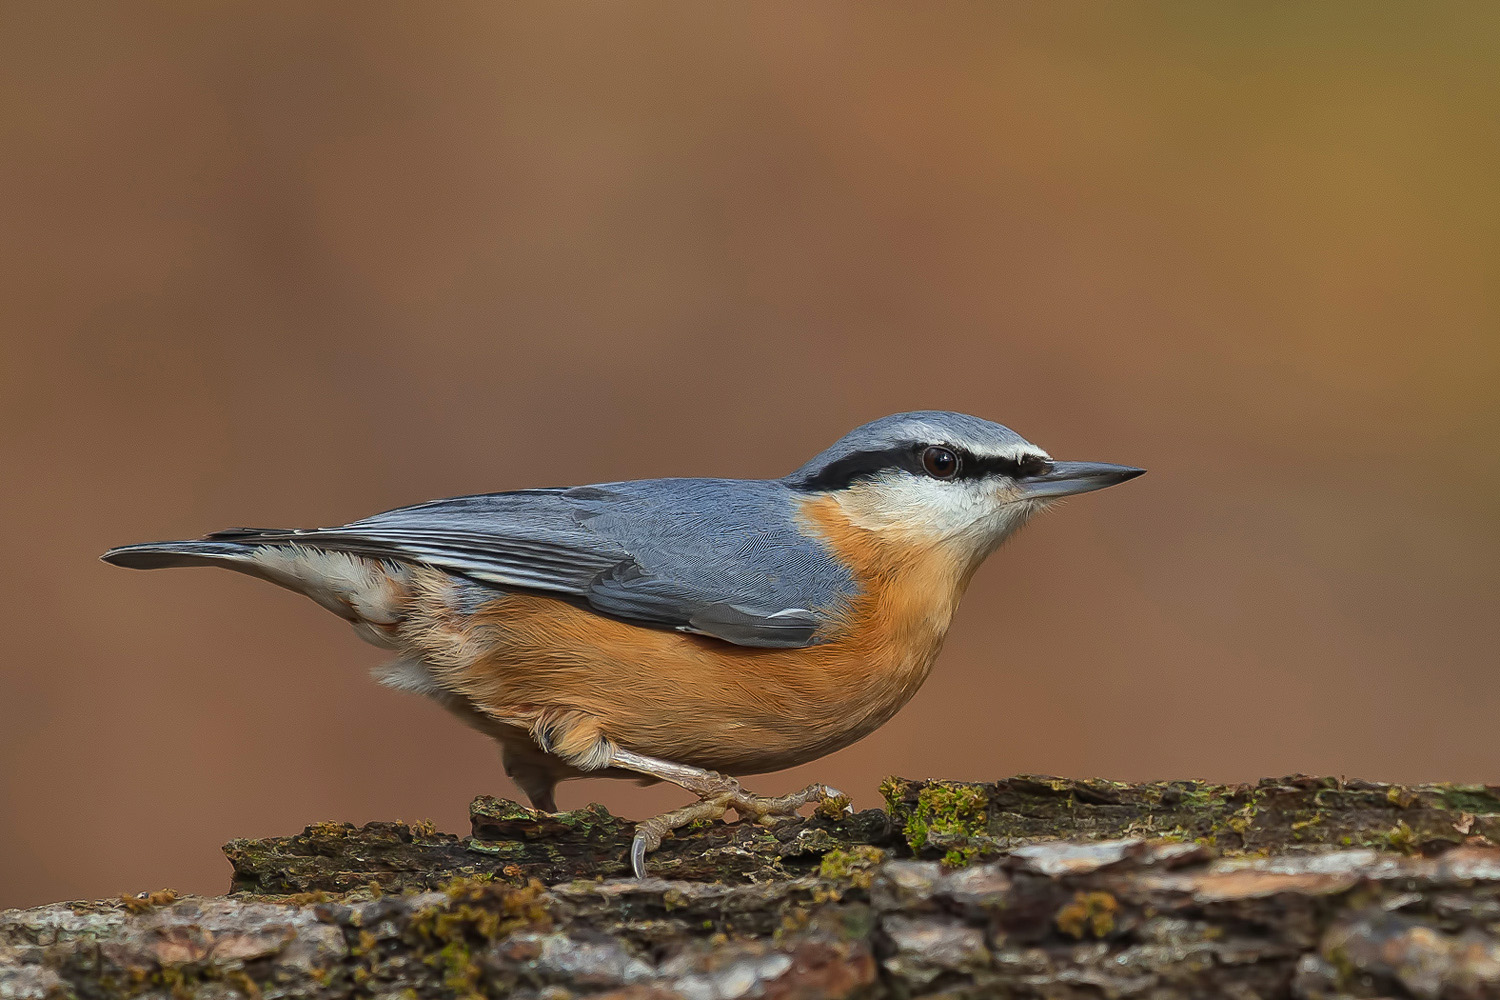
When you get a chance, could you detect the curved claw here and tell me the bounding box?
[630,832,649,879]
[815,786,855,819]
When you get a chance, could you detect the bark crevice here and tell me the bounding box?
[5,775,1500,999]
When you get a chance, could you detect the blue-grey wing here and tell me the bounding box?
[279,490,629,596]
[246,480,855,648]
[569,480,856,647]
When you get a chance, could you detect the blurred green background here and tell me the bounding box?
[2,3,1497,909]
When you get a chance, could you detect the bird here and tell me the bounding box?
[103,411,1142,876]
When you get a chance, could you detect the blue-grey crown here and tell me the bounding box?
[785,411,1042,492]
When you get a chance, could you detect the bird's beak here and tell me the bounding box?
[1019,461,1145,499]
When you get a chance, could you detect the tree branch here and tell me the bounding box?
[5,775,1499,999]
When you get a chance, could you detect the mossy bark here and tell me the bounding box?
[5,775,1500,999]
[882,774,1500,860]
[225,795,895,893]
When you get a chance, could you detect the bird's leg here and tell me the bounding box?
[606,746,850,878]
[501,740,559,813]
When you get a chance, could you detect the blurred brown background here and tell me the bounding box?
[2,3,1497,909]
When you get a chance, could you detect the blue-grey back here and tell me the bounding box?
[566,478,856,629]
[282,478,858,648]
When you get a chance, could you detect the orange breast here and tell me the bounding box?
[398,493,975,775]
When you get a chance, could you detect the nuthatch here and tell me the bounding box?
[104,411,1142,875]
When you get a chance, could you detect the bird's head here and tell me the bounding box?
[785,411,1143,565]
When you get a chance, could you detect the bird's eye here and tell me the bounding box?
[921,446,960,479]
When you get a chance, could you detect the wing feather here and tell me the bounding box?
[230,480,855,648]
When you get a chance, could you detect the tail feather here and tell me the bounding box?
[102,534,412,631]
[101,539,260,571]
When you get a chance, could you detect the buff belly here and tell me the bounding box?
[380,574,939,775]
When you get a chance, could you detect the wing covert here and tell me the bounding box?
[239,481,855,648]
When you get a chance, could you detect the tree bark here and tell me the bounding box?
[5,775,1500,999]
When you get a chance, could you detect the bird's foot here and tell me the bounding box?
[629,779,851,878]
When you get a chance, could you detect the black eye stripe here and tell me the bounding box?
[791,446,922,491]
[963,452,1052,480]
[791,444,1051,491]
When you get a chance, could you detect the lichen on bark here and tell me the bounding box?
[6,774,1500,999]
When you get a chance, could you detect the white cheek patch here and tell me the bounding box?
[835,474,1042,560]
[868,476,993,534]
